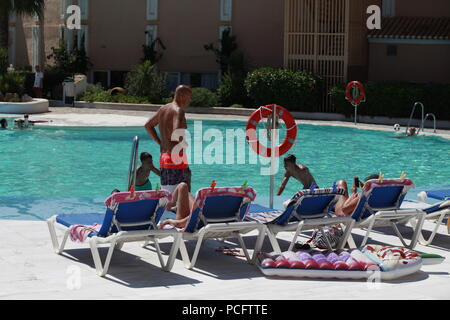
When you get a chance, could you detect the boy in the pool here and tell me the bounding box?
[0,118,8,129]
[135,152,161,191]
[277,154,318,195]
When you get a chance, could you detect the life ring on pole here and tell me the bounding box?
[246,104,297,158]
[345,81,365,105]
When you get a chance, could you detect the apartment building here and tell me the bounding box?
[367,0,450,83]
[7,0,450,94]
[8,0,284,90]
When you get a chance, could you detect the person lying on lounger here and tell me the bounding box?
[333,174,380,216]
[277,154,318,196]
[135,152,160,191]
[159,182,197,229]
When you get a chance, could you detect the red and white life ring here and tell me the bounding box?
[345,81,365,105]
[246,104,297,158]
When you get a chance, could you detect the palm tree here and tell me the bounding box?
[0,0,45,52]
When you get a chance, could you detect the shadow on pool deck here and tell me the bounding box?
[262,270,430,284]
[363,224,450,253]
[143,237,266,280]
[59,247,201,288]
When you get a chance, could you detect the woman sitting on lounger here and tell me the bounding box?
[334,174,380,216]
[159,182,198,229]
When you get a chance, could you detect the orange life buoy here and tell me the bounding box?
[345,81,365,105]
[246,104,297,158]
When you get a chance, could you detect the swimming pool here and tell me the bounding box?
[0,118,449,220]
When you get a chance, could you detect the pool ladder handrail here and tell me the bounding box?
[406,102,437,134]
[423,113,437,133]
[127,136,139,191]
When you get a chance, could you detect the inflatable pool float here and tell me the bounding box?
[258,245,422,281]
[419,253,445,265]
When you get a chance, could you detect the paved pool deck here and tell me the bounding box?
[1,216,450,300]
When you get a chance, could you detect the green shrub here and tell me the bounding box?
[217,72,251,108]
[47,39,92,75]
[0,71,26,95]
[245,67,322,111]
[0,48,8,75]
[112,94,151,104]
[190,87,218,107]
[216,52,251,108]
[330,82,450,120]
[80,83,105,102]
[124,60,167,103]
[162,96,172,104]
[229,104,244,108]
[81,84,151,104]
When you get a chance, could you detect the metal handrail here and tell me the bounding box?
[423,113,437,133]
[406,102,424,134]
[127,136,139,191]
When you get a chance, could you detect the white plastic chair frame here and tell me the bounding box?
[265,194,354,253]
[347,191,426,249]
[408,202,450,246]
[47,198,181,277]
[145,198,267,270]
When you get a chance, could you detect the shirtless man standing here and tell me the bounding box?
[277,154,318,196]
[144,85,192,194]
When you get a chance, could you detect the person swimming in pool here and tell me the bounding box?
[144,85,192,194]
[135,152,160,191]
[277,154,318,196]
[159,182,197,229]
[0,118,8,129]
[406,127,417,137]
[14,114,31,129]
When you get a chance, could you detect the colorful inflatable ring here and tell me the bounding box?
[246,104,297,158]
[361,245,421,271]
[345,81,365,105]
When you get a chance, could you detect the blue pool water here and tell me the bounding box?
[0,118,449,220]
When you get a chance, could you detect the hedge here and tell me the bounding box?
[244,67,323,111]
[330,82,450,120]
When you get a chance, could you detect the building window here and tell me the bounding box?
[77,25,88,54]
[64,27,74,52]
[166,72,219,91]
[220,0,232,21]
[79,0,88,20]
[110,71,128,88]
[32,26,40,68]
[147,0,158,20]
[166,72,181,92]
[382,0,396,17]
[93,70,110,89]
[201,74,219,90]
[61,0,73,19]
[8,26,16,66]
[219,26,232,39]
[387,44,397,56]
[9,12,17,23]
[145,25,158,45]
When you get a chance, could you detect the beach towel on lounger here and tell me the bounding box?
[69,224,102,242]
